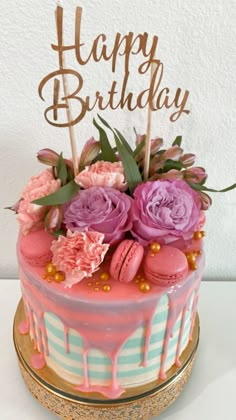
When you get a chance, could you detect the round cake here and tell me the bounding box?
[13,121,208,401]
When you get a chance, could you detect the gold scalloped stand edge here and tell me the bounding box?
[13,299,199,420]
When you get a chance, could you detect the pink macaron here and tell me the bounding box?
[110,240,144,283]
[19,229,54,266]
[143,245,188,287]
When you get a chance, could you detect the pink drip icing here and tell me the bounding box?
[18,249,204,399]
[175,305,187,367]
[31,353,46,369]
[28,309,37,350]
[64,326,69,353]
[158,274,202,381]
[18,320,30,335]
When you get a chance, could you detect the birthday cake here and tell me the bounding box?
[13,119,208,399]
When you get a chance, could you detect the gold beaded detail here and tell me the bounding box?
[185,251,200,271]
[149,242,161,253]
[42,262,65,283]
[99,272,110,281]
[103,284,111,292]
[45,263,57,276]
[193,231,206,240]
[139,282,151,293]
[54,271,65,283]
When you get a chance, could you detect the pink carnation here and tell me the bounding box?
[17,169,61,235]
[75,161,128,191]
[51,230,109,287]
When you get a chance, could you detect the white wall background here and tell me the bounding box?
[0,0,235,280]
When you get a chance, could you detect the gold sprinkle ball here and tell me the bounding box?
[200,231,206,237]
[94,287,100,292]
[87,282,93,286]
[139,282,151,293]
[54,271,65,283]
[186,253,196,264]
[45,263,57,276]
[190,262,198,271]
[103,284,111,292]
[150,242,161,253]
[134,279,140,283]
[95,281,100,286]
[193,231,202,240]
[99,272,110,281]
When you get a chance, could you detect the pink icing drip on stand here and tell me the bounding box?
[31,353,46,370]
[18,320,30,335]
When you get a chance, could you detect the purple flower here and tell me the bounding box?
[64,187,133,245]
[131,180,201,248]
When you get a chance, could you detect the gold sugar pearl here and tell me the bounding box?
[103,284,111,292]
[186,253,196,264]
[95,281,100,286]
[135,279,140,284]
[190,262,198,271]
[45,263,57,276]
[94,287,100,292]
[193,231,203,240]
[54,271,65,283]
[99,272,110,281]
[87,282,93,287]
[150,242,161,253]
[200,231,206,237]
[139,282,151,293]
[137,275,141,279]
[42,274,47,280]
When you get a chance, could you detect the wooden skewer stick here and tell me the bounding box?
[55,6,79,176]
[143,62,156,182]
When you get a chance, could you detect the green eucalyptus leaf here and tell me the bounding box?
[133,137,146,158]
[200,183,236,193]
[32,181,80,206]
[93,118,116,162]
[172,136,182,147]
[114,136,142,194]
[97,115,134,155]
[57,153,68,185]
[114,128,134,155]
[187,181,236,193]
[162,159,184,173]
[52,229,66,239]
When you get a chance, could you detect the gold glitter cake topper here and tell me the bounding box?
[38,6,190,130]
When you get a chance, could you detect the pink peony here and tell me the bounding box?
[131,180,201,248]
[51,230,109,287]
[17,169,61,235]
[75,161,128,191]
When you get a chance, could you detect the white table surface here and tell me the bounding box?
[0,279,235,420]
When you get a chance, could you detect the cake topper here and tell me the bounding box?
[39,6,190,129]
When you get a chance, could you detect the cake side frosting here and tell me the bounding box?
[18,239,204,398]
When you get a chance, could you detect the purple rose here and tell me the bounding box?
[64,187,133,245]
[131,180,201,248]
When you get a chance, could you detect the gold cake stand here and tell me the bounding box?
[13,299,199,419]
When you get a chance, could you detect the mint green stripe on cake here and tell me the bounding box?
[48,348,180,380]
